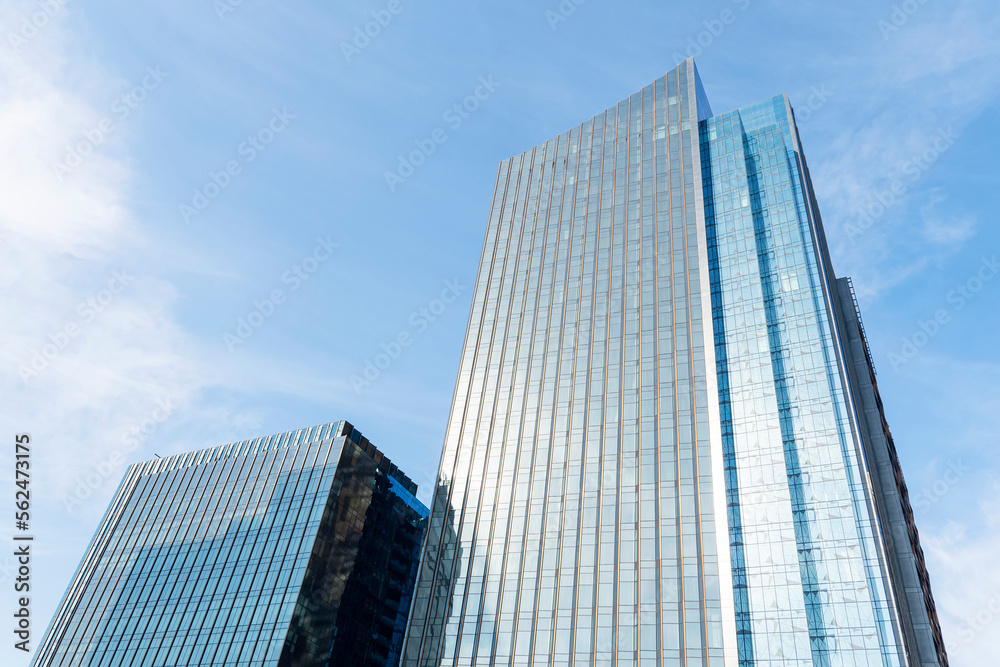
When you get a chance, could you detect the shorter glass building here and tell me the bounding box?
[34,420,429,667]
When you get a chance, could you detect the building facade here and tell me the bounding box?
[402,60,947,667]
[34,420,428,667]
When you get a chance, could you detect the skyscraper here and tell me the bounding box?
[34,420,428,667]
[402,60,947,667]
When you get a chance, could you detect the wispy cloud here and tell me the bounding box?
[810,0,1000,294]
[923,492,1000,666]
[892,356,1000,666]
[0,3,205,506]
[919,193,977,246]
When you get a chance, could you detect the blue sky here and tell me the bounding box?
[1,0,998,663]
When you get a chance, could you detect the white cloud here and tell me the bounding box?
[923,492,1000,667]
[906,190,979,246]
[921,212,977,247]
[812,0,1000,293]
[894,357,1000,666]
[0,3,203,503]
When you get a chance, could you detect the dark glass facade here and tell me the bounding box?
[402,60,947,667]
[33,420,428,667]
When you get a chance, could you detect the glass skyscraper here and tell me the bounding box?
[402,60,947,667]
[34,420,428,667]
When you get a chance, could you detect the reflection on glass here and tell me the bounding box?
[34,421,429,667]
[402,60,947,667]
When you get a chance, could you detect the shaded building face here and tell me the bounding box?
[403,60,947,667]
[34,420,428,667]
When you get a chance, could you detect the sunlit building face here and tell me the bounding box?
[402,59,947,667]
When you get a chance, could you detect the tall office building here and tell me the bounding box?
[34,420,428,667]
[403,60,947,667]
